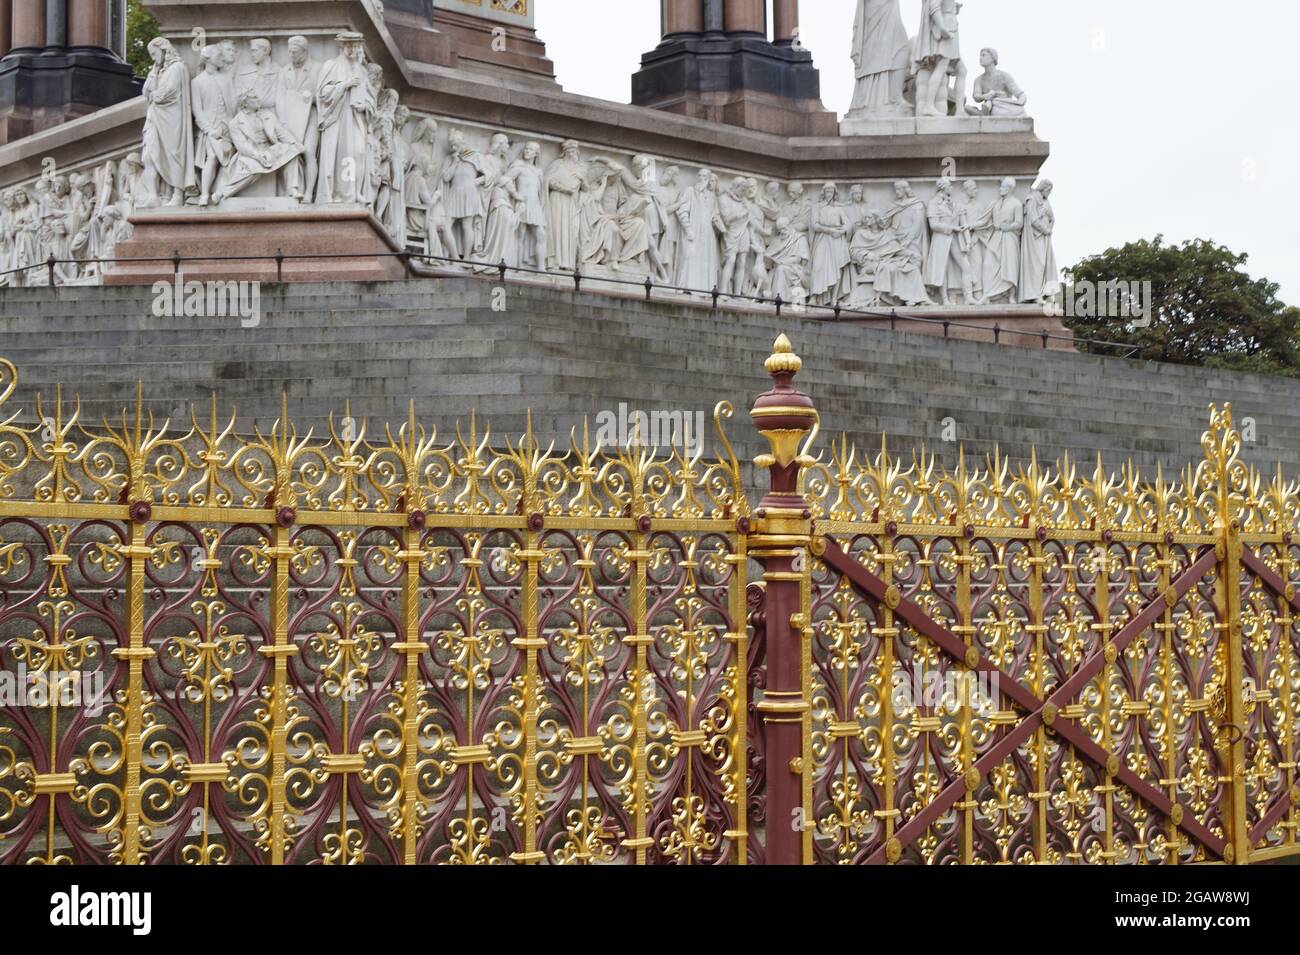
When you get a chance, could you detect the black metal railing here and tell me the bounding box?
[0,247,1143,358]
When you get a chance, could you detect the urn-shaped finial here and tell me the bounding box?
[750,334,818,490]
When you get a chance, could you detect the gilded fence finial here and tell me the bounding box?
[751,334,817,480]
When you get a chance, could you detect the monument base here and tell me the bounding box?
[0,49,142,144]
[632,36,838,137]
[844,304,1074,351]
[839,114,1034,137]
[103,206,409,285]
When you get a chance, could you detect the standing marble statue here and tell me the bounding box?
[506,141,547,269]
[279,36,321,201]
[717,177,753,296]
[675,167,721,291]
[373,90,406,242]
[236,39,284,116]
[980,177,1022,303]
[544,140,586,272]
[912,0,966,118]
[808,183,853,306]
[925,177,975,305]
[656,166,683,273]
[850,0,911,118]
[192,45,235,207]
[478,132,519,266]
[441,128,485,260]
[315,32,375,204]
[140,37,195,207]
[955,179,990,302]
[1020,180,1058,305]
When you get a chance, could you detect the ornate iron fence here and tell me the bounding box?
[0,337,1297,864]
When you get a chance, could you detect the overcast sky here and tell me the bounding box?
[537,0,1300,305]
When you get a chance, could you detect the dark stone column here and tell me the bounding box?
[703,0,724,38]
[44,0,66,51]
[0,0,139,143]
[632,0,836,136]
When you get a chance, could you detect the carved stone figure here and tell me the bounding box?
[373,90,406,242]
[0,192,14,286]
[478,132,519,266]
[925,177,975,305]
[315,32,375,204]
[544,140,586,272]
[953,179,989,302]
[808,183,853,306]
[850,0,911,118]
[656,165,683,272]
[1020,179,1058,304]
[507,141,547,270]
[980,176,1022,303]
[674,167,721,291]
[441,128,485,259]
[279,36,321,201]
[764,216,810,305]
[912,0,966,118]
[192,45,236,206]
[404,117,453,256]
[139,38,195,207]
[214,91,304,202]
[578,158,652,274]
[966,48,1027,116]
[744,179,771,295]
[11,189,39,283]
[236,39,284,119]
[873,180,930,306]
[781,182,811,236]
[716,177,753,295]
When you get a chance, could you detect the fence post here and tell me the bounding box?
[749,334,817,865]
[1207,405,1248,864]
[117,504,153,864]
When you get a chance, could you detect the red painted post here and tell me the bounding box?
[749,334,817,865]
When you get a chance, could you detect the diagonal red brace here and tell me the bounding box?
[820,540,1228,863]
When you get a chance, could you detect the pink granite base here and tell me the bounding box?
[103,207,409,285]
[846,307,1077,351]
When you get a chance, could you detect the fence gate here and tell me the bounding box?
[1,337,1298,864]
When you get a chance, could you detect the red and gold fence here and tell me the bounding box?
[0,360,750,864]
[1,337,1298,864]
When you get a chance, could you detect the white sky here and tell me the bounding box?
[537,0,1300,305]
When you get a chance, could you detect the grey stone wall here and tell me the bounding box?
[1,277,1297,479]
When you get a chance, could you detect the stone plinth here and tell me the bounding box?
[103,206,409,285]
[632,35,838,137]
[0,47,141,143]
[840,114,1035,137]
[841,304,1074,351]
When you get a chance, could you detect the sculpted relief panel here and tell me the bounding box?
[0,33,1058,309]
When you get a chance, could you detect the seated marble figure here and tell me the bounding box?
[212,91,304,204]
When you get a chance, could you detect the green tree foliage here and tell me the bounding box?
[1065,237,1300,377]
[125,0,162,78]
